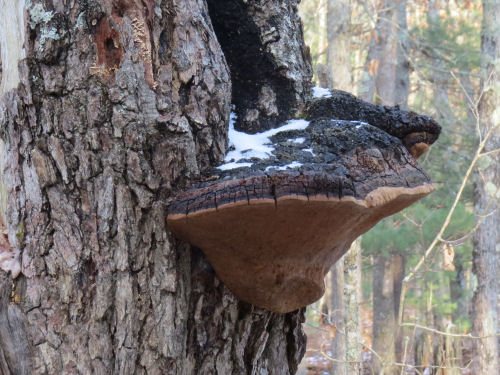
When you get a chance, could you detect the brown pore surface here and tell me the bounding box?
[408,143,430,159]
[168,184,433,312]
[403,132,433,158]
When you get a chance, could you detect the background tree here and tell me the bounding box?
[471,0,500,373]
[359,2,410,373]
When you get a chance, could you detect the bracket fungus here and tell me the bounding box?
[167,90,441,313]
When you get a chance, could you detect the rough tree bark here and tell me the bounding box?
[0,1,312,374]
[471,0,500,373]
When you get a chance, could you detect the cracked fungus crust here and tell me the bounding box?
[167,174,434,313]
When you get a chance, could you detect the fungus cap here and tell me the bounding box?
[168,174,432,313]
[168,118,436,313]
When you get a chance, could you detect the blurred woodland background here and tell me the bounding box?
[296,0,499,374]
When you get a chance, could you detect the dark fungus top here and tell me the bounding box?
[168,118,433,217]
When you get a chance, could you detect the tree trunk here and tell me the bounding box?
[374,2,398,107]
[323,262,346,374]
[362,2,409,372]
[372,255,397,375]
[359,0,408,107]
[449,250,468,323]
[395,0,409,109]
[323,3,354,373]
[427,0,458,124]
[0,1,312,374]
[344,238,362,374]
[326,0,352,92]
[471,0,500,374]
[359,0,393,104]
[391,253,405,363]
[321,241,362,375]
[358,1,381,102]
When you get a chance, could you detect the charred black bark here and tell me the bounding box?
[207,0,313,133]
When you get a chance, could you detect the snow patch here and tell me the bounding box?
[289,137,305,144]
[217,162,253,171]
[265,161,303,172]
[354,121,370,129]
[217,113,309,170]
[303,148,315,156]
[312,86,332,98]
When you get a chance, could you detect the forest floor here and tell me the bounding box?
[297,303,376,375]
[297,302,473,374]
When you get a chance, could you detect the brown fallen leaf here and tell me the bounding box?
[442,244,455,271]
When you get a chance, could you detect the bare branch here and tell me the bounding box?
[401,322,500,339]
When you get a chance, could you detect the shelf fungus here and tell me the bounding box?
[167,91,440,313]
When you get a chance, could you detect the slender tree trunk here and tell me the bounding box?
[372,255,397,375]
[344,238,362,374]
[324,0,348,368]
[450,251,468,322]
[427,0,457,124]
[365,1,409,372]
[359,0,397,104]
[374,3,398,106]
[0,1,312,374]
[471,1,500,374]
[326,0,352,92]
[323,3,362,372]
[395,0,409,109]
[358,1,382,102]
[392,253,405,362]
[326,262,346,375]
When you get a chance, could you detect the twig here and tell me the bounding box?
[400,336,409,375]
[400,322,500,339]
[398,125,497,327]
[479,148,500,157]
[315,345,363,364]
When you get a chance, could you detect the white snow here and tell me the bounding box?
[217,162,253,171]
[354,121,370,129]
[289,137,305,144]
[303,148,315,156]
[312,86,332,98]
[217,113,309,170]
[265,161,303,172]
